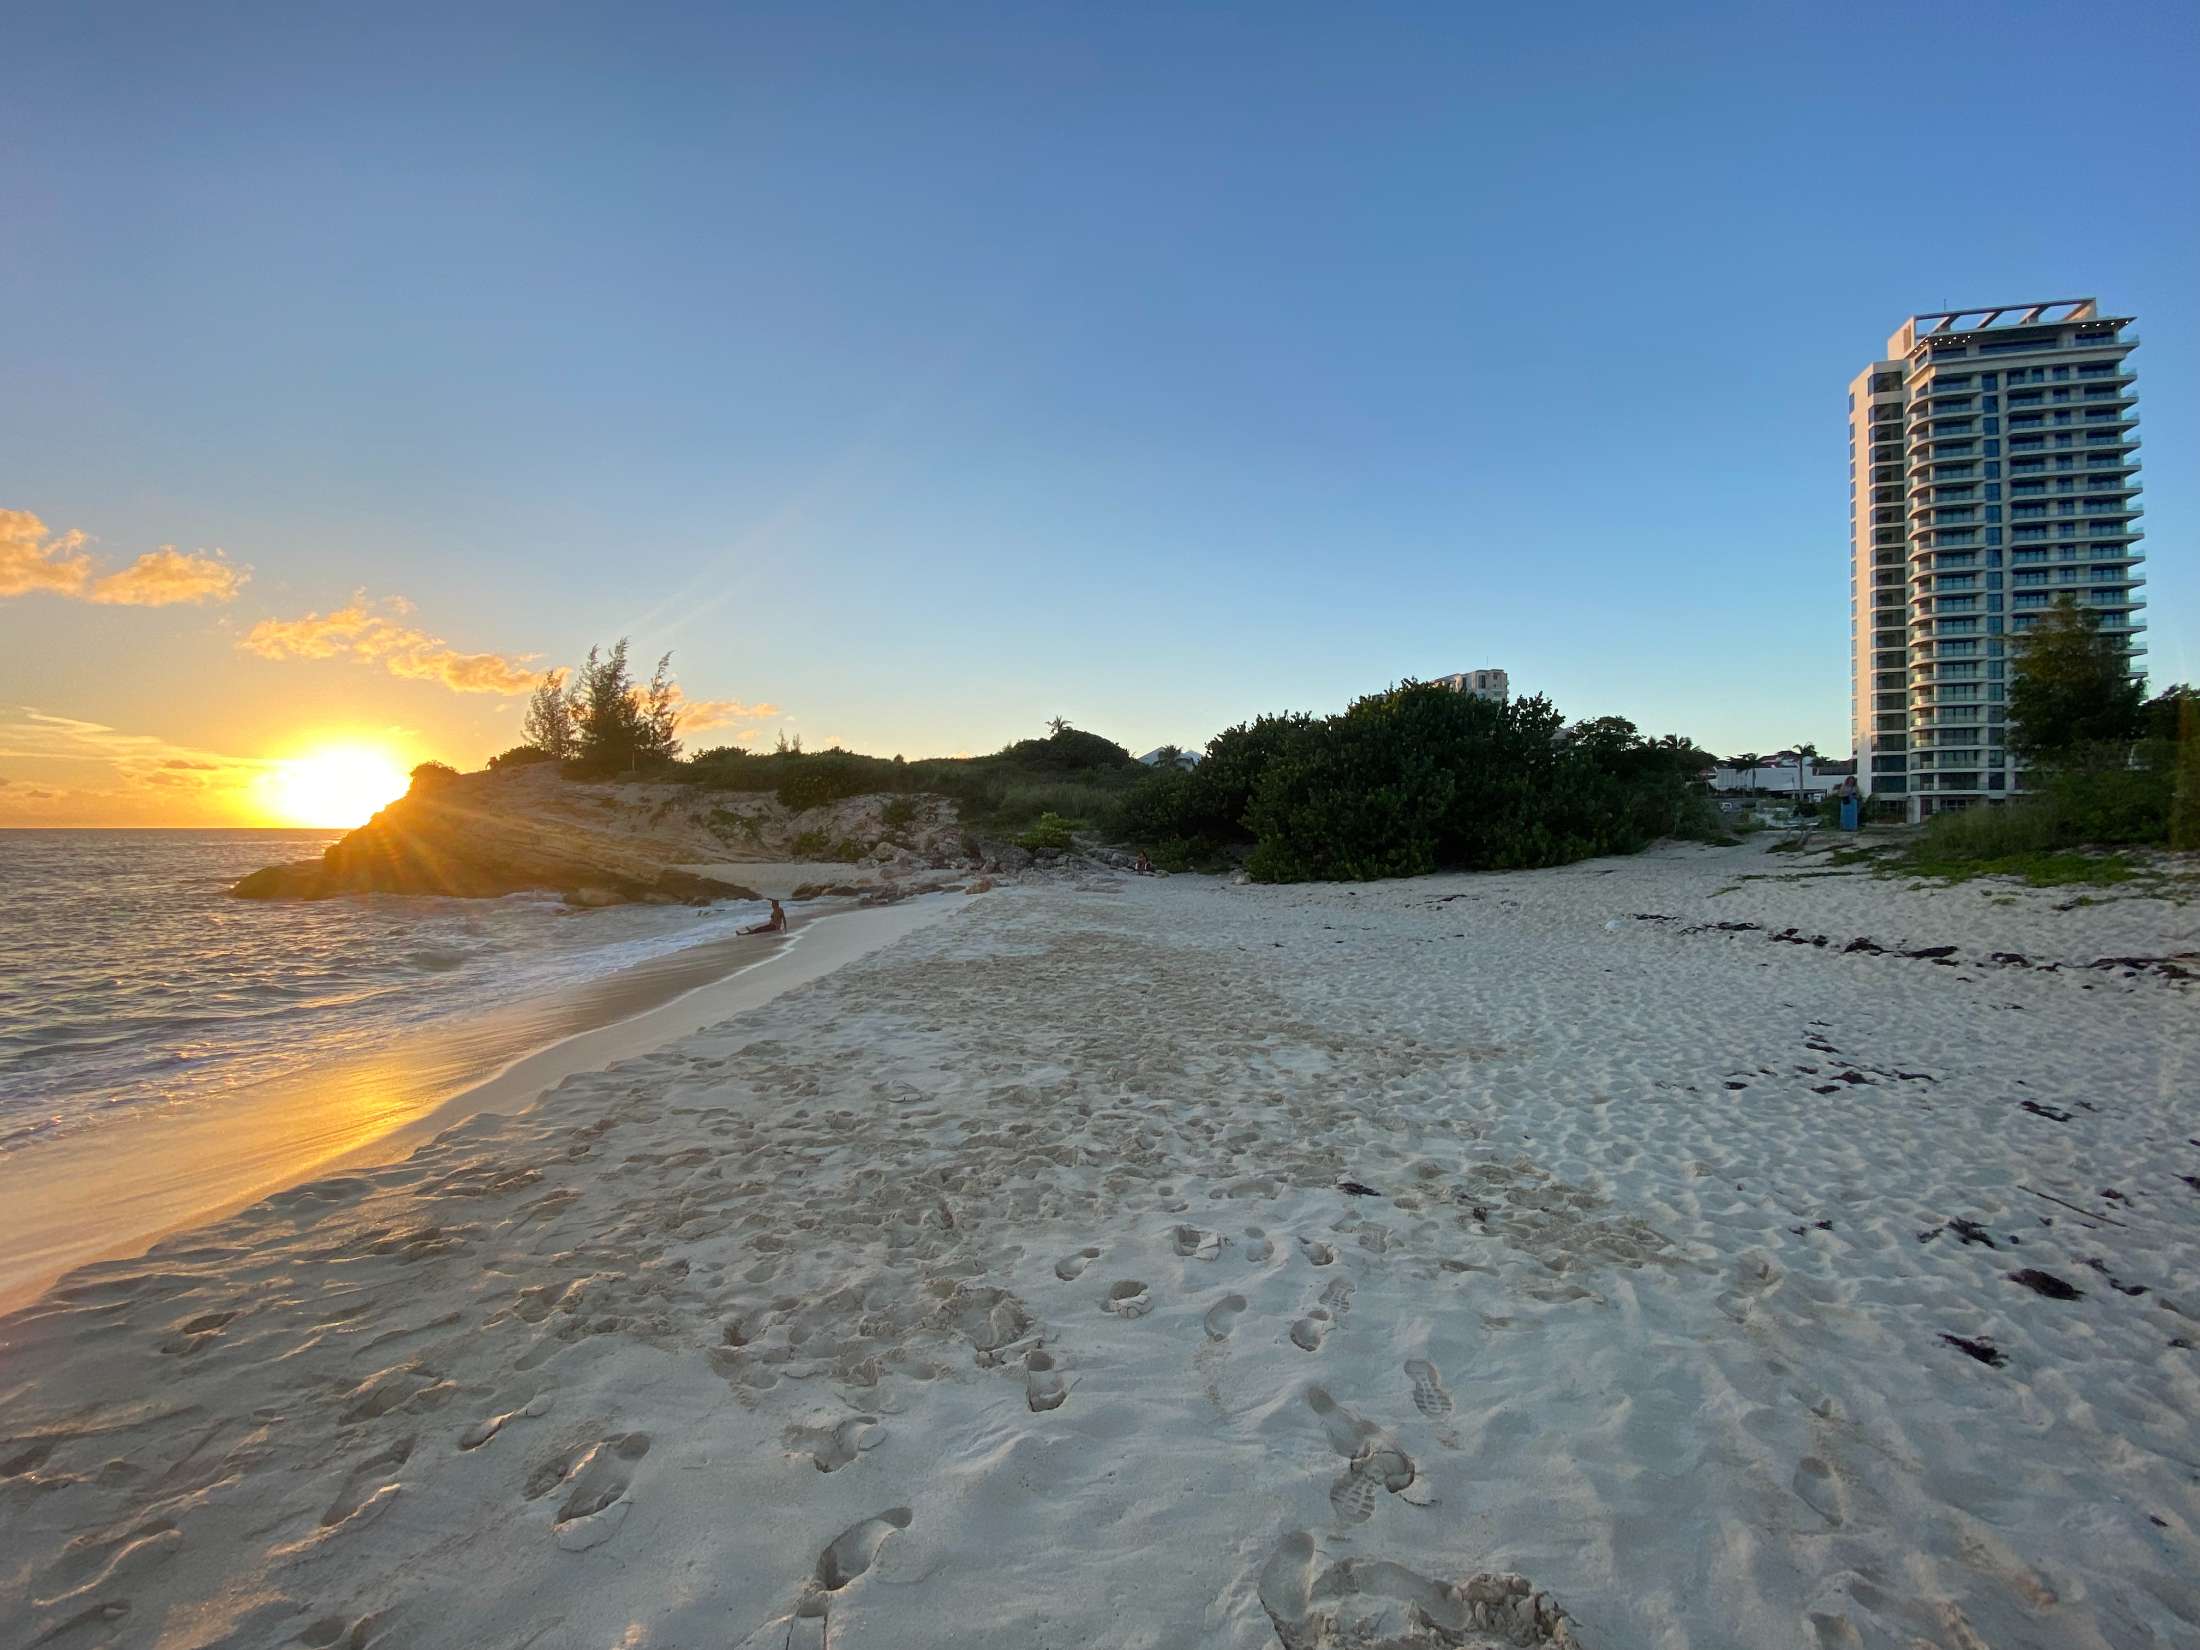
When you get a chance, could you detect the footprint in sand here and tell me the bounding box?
[1102,1281,1152,1319]
[1793,1455,1846,1528]
[815,1507,914,1590]
[33,1517,183,1609]
[458,1393,552,1451]
[1258,1531,1582,1647]
[157,1309,237,1356]
[1290,1310,1331,1352]
[1054,1247,1101,1281]
[1304,1386,1416,1523]
[536,1432,651,1551]
[788,1416,881,1473]
[1024,1350,1068,1412]
[320,1437,414,1533]
[1328,1439,1417,1525]
[776,1509,915,1650]
[1404,1359,1453,1419]
[1243,1227,1276,1263]
[1301,1240,1337,1267]
[1203,1295,1248,1342]
[339,1363,452,1423]
[1171,1225,1222,1261]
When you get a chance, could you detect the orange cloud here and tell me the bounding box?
[240,594,538,695]
[89,546,246,606]
[667,689,781,733]
[1,510,93,596]
[1,509,244,605]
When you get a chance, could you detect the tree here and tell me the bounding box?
[1794,742,1818,808]
[1733,752,1760,797]
[2008,598,2144,764]
[1045,717,1071,737]
[2141,683,2198,745]
[521,669,575,760]
[641,651,681,764]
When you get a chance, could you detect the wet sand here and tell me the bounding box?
[0,896,952,1313]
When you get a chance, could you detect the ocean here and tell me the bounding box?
[0,829,767,1156]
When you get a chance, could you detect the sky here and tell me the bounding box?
[2,0,2194,825]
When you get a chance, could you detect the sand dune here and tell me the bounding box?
[3,841,2196,1648]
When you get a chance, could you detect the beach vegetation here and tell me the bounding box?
[561,639,684,775]
[789,827,866,862]
[408,760,460,792]
[680,721,1143,839]
[2008,600,2146,763]
[1895,603,2196,878]
[486,743,557,770]
[1016,812,1075,855]
[521,669,576,761]
[1117,682,1718,883]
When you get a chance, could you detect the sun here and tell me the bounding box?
[260,744,411,828]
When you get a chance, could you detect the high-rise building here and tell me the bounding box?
[1848,300,2142,820]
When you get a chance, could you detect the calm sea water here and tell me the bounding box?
[0,830,761,1153]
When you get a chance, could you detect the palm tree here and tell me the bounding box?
[1734,752,1760,798]
[1795,742,1820,809]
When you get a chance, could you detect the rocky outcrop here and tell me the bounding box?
[230,822,758,905]
[227,762,1045,906]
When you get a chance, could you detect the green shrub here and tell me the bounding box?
[997,726,1141,774]
[486,744,556,771]
[1018,812,1075,854]
[880,796,919,831]
[1206,684,1712,883]
[409,761,460,792]
[789,828,866,863]
[1900,755,2178,879]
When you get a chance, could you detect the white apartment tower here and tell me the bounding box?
[1848,300,2142,820]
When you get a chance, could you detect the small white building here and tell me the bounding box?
[1431,667,1508,702]
[1708,758,1852,803]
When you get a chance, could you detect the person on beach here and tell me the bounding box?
[739,899,787,936]
[1133,850,1154,875]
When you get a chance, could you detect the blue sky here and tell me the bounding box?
[2,0,2194,819]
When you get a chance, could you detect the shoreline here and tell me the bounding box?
[0,893,955,1317]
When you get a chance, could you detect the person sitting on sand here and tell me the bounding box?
[738,899,787,936]
[1133,850,1154,875]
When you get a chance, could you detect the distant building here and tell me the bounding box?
[1847,299,2143,823]
[1431,667,1508,702]
[1709,756,1849,803]
[1137,747,1200,770]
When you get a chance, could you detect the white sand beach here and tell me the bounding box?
[4,843,2197,1649]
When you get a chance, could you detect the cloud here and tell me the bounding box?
[1,511,93,596]
[668,689,780,734]
[89,546,247,606]
[239,594,540,695]
[0,708,267,793]
[1,509,245,605]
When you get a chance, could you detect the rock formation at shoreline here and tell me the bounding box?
[231,763,976,905]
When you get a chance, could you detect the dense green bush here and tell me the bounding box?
[485,744,556,771]
[997,726,1141,774]
[1017,812,1075,854]
[1906,757,2178,873]
[1120,683,1716,883]
[409,761,460,792]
